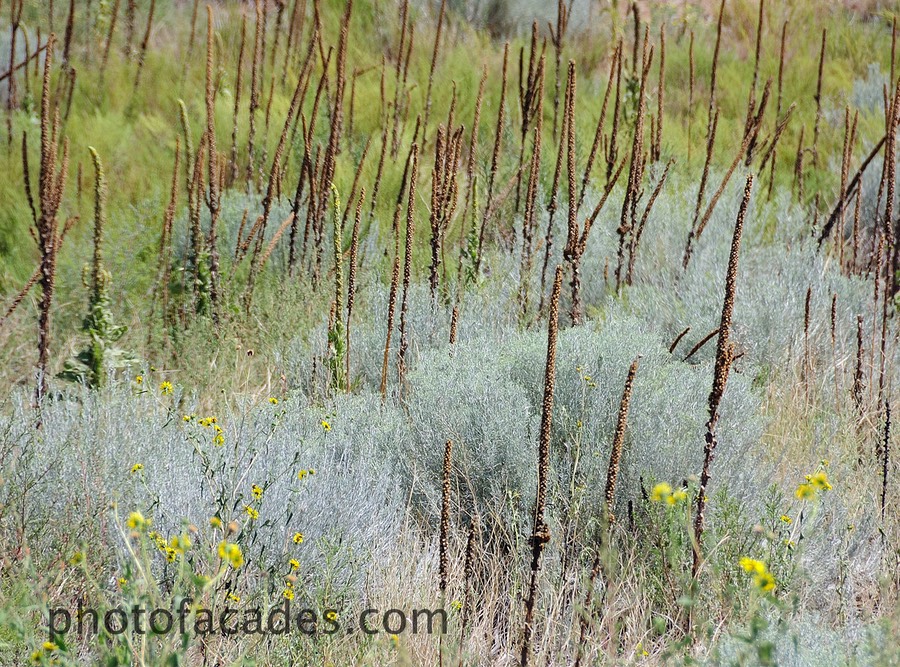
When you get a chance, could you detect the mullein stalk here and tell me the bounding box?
[475,42,508,275]
[692,175,753,579]
[131,0,155,98]
[604,357,640,523]
[229,14,247,186]
[397,144,419,393]
[520,264,563,667]
[421,0,447,144]
[346,189,364,390]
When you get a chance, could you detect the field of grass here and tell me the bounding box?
[1,0,900,664]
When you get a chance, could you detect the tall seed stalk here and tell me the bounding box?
[692,174,753,579]
[520,264,563,667]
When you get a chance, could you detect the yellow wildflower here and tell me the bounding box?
[780,514,792,524]
[210,516,222,529]
[289,558,300,570]
[795,483,816,500]
[127,511,148,531]
[650,483,672,503]
[134,375,143,385]
[169,534,192,553]
[164,547,177,562]
[160,381,173,395]
[739,557,766,575]
[754,570,776,592]
[321,419,331,432]
[809,471,832,491]
[244,506,259,520]
[283,587,295,600]
[218,541,244,568]
[292,532,304,544]
[227,592,241,603]
[214,434,225,447]
[42,641,58,652]
[269,397,279,405]
[251,484,263,500]
[130,463,144,474]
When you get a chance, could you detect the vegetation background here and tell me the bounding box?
[1,0,899,664]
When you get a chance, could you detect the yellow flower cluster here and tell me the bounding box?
[739,557,776,592]
[251,484,263,500]
[650,483,688,505]
[244,506,259,520]
[218,541,244,568]
[795,470,832,499]
[297,468,317,480]
[30,641,59,665]
[577,366,597,389]
[126,511,150,531]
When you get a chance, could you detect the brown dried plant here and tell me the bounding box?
[692,174,753,579]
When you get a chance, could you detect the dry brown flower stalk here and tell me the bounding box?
[518,67,545,318]
[881,403,891,521]
[229,14,247,186]
[514,23,546,217]
[246,0,263,186]
[811,29,827,169]
[682,100,718,267]
[124,0,135,56]
[604,356,640,523]
[147,139,180,347]
[614,34,652,292]
[538,58,572,316]
[520,264,562,667]
[627,158,674,285]
[33,35,71,406]
[390,0,410,157]
[458,516,479,664]
[766,21,789,199]
[205,6,221,322]
[683,327,721,362]
[282,0,307,85]
[461,66,488,226]
[380,191,406,399]
[853,314,865,415]
[475,42,509,275]
[682,32,693,163]
[186,0,200,66]
[652,25,665,163]
[606,38,623,183]
[397,144,419,391]
[669,326,691,354]
[549,0,568,143]
[684,99,761,270]
[422,0,447,143]
[131,0,156,97]
[440,438,453,595]
[692,174,753,580]
[579,43,620,211]
[345,189,364,388]
[100,0,121,78]
[429,124,464,303]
